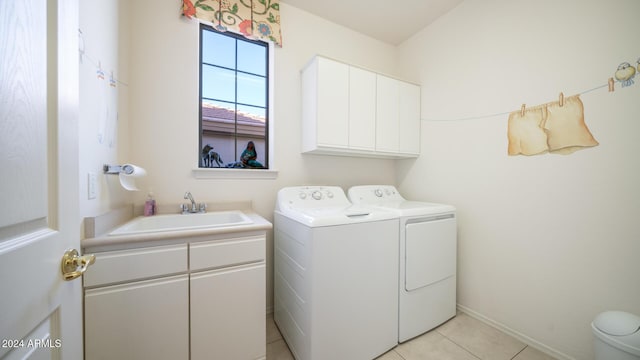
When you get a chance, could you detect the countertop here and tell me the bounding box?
[82,203,272,251]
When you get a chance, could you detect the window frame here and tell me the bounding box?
[195,24,276,178]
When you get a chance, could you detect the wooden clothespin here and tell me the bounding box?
[559,92,564,107]
[520,104,526,116]
[608,77,615,92]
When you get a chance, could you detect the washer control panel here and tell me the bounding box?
[298,189,334,201]
[276,186,349,211]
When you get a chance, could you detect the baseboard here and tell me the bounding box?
[456,304,576,360]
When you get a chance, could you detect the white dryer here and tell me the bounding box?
[274,186,399,360]
[348,185,457,343]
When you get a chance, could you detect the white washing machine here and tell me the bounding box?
[274,186,399,360]
[348,185,457,343]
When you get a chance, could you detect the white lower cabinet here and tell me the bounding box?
[83,233,266,360]
[84,275,189,360]
[191,264,266,360]
[190,235,266,360]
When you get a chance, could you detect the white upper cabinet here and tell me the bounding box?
[302,56,349,150]
[376,74,400,153]
[302,55,420,159]
[399,81,421,154]
[349,66,376,151]
[316,58,349,147]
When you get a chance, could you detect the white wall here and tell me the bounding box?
[79,1,640,357]
[79,0,131,226]
[396,0,640,358]
[126,1,399,211]
[124,1,399,312]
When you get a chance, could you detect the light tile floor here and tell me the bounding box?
[266,312,557,360]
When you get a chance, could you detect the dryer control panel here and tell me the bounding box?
[348,185,405,204]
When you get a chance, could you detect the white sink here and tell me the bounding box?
[109,210,253,236]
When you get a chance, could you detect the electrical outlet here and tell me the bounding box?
[88,172,97,199]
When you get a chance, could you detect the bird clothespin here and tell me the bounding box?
[608,77,615,92]
[520,104,526,116]
[96,61,105,80]
[559,92,564,107]
[614,62,636,87]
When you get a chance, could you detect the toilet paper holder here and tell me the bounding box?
[103,164,134,175]
[103,163,147,191]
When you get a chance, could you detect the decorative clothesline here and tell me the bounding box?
[422,78,632,123]
[420,57,640,155]
[79,22,634,124]
[78,29,128,87]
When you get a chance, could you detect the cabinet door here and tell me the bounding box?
[398,81,421,154]
[84,275,189,360]
[316,57,349,147]
[191,264,266,360]
[348,66,376,150]
[376,75,399,152]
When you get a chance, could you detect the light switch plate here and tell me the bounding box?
[88,172,97,199]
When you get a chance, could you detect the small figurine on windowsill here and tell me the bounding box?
[201,144,224,167]
[240,141,264,168]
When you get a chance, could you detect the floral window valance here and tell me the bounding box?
[182,0,282,46]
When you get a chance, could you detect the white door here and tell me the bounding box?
[0,1,83,359]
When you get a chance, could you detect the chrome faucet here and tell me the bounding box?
[182,191,206,214]
[184,191,196,212]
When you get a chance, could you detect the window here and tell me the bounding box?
[199,24,269,169]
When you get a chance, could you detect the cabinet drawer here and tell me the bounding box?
[190,235,265,271]
[84,243,188,287]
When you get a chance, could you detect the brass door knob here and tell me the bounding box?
[61,249,95,281]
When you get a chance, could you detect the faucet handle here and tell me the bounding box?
[199,203,207,213]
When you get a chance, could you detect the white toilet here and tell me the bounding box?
[592,311,640,360]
